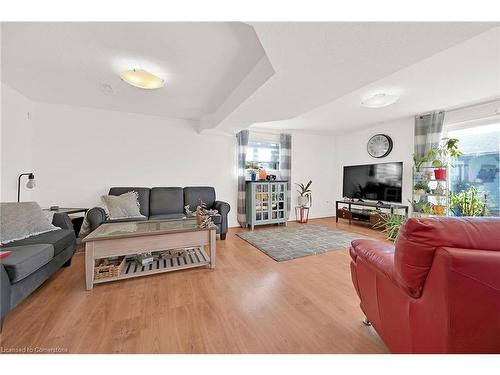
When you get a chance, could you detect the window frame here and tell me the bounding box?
[245,132,281,177]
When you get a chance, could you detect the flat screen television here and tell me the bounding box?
[342,162,403,203]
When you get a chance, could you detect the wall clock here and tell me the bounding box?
[367,134,393,158]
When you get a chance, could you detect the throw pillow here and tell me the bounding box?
[0,202,60,244]
[101,191,145,220]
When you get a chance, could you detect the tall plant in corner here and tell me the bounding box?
[296,180,312,207]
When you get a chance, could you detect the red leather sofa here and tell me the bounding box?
[350,217,500,353]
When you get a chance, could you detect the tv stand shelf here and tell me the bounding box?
[336,200,409,226]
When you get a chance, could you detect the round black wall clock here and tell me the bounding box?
[367,134,393,158]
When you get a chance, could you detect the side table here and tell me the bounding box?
[295,206,310,223]
[44,207,89,236]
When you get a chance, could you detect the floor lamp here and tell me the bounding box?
[17,173,36,202]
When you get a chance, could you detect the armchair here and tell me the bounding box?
[350,217,500,353]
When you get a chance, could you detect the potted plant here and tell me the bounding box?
[426,138,462,180]
[431,204,446,216]
[296,180,312,207]
[450,186,488,216]
[413,153,429,172]
[413,181,430,195]
[372,213,406,241]
[409,200,434,215]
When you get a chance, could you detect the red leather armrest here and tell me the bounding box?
[351,239,397,285]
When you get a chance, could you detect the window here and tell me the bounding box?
[245,140,280,174]
[446,121,500,216]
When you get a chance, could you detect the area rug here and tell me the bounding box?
[236,224,369,262]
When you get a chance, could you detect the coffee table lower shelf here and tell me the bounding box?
[93,247,211,285]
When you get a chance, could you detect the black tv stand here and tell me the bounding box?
[335,200,409,226]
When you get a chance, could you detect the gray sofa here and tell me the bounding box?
[86,186,230,239]
[0,212,76,331]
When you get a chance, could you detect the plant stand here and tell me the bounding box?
[295,206,310,223]
[412,166,449,217]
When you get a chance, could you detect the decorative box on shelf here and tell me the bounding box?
[94,256,126,280]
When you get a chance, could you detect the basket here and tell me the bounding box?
[94,256,126,280]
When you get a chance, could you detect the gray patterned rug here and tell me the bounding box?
[237,224,369,262]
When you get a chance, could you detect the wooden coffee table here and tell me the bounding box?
[82,218,216,290]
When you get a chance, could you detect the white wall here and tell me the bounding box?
[333,118,414,206]
[0,83,35,202]
[30,102,241,225]
[291,132,336,218]
[1,84,337,225]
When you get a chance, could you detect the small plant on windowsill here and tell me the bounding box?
[296,180,312,207]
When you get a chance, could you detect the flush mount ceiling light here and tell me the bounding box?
[119,69,165,90]
[361,93,399,108]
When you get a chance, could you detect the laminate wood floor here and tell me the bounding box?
[0,218,389,353]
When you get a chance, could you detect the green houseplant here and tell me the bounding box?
[413,181,430,195]
[450,186,488,216]
[413,154,429,172]
[373,213,406,241]
[426,138,462,180]
[296,180,312,206]
[409,200,434,215]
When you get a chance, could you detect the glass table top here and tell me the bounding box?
[83,217,211,241]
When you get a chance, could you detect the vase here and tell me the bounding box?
[196,214,203,226]
[258,169,267,180]
[434,169,447,180]
[298,196,308,206]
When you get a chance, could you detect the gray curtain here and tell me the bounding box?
[236,130,249,227]
[414,111,445,157]
[279,133,292,219]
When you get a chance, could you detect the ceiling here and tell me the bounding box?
[1,22,266,119]
[251,25,500,134]
[222,22,500,133]
[2,22,499,134]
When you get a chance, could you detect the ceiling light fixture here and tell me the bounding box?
[119,69,165,90]
[361,93,399,108]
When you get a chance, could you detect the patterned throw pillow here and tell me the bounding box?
[101,191,145,220]
[0,202,59,244]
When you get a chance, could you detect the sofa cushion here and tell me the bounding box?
[0,202,59,245]
[395,217,500,298]
[1,244,54,283]
[149,213,186,221]
[102,191,145,220]
[109,187,150,217]
[3,229,75,256]
[184,187,216,211]
[150,187,184,216]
